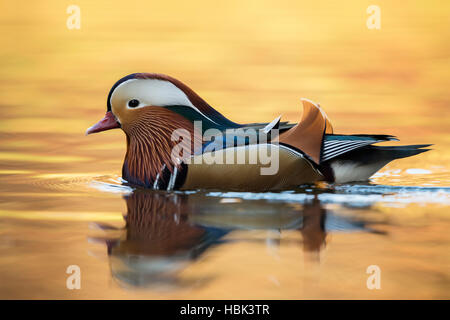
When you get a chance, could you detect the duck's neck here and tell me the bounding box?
[122,108,199,187]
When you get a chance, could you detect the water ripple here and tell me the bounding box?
[208,184,450,206]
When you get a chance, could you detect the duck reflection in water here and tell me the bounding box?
[93,190,369,289]
[96,190,228,289]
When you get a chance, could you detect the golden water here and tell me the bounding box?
[0,1,449,299]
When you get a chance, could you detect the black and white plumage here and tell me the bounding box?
[321,134,398,162]
[325,143,431,183]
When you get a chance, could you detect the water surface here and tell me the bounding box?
[0,1,449,299]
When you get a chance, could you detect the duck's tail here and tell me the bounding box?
[329,144,432,183]
[369,144,432,159]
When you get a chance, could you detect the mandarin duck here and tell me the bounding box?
[86,73,430,191]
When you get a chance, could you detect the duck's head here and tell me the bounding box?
[86,73,238,187]
[86,73,237,136]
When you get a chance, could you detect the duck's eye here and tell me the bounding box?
[128,99,140,108]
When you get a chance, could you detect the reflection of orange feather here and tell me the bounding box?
[123,107,202,185]
[279,99,333,164]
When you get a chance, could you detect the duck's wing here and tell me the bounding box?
[278,98,333,165]
[321,134,398,162]
[272,99,399,165]
[239,120,294,133]
[200,115,284,154]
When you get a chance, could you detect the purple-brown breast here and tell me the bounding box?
[122,106,202,187]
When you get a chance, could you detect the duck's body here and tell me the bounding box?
[87,73,430,191]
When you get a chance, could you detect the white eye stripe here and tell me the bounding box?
[110,78,220,125]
